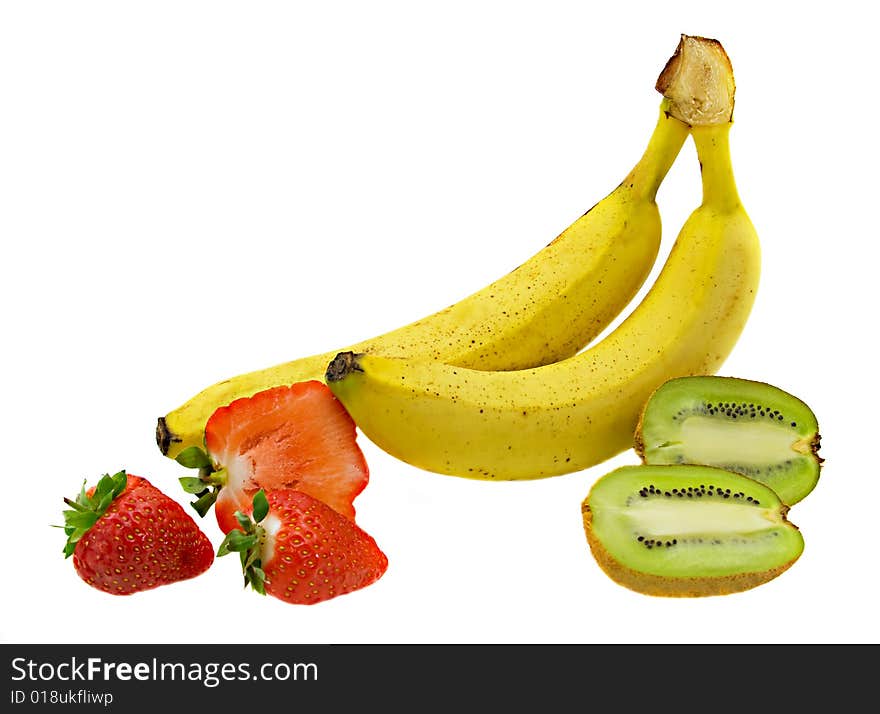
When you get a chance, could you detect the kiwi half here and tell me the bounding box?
[582,464,804,597]
[635,376,822,505]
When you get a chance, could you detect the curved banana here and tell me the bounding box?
[325,50,759,481]
[158,97,690,459]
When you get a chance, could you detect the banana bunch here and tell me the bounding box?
[157,46,694,459]
[325,35,760,480]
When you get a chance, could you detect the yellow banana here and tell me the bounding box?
[157,89,691,459]
[325,38,759,481]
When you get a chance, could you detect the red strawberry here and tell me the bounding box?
[176,381,369,533]
[218,488,387,605]
[62,471,214,595]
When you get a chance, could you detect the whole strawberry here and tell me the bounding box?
[218,488,387,605]
[62,471,214,595]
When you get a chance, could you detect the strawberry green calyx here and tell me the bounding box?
[61,470,128,558]
[175,446,227,518]
[217,489,270,595]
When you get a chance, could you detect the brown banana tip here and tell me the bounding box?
[155,417,178,456]
[325,351,362,382]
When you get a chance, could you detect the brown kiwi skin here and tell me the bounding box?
[633,377,665,460]
[633,426,648,462]
[581,500,802,598]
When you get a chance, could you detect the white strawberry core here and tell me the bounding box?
[260,513,281,564]
[224,452,253,493]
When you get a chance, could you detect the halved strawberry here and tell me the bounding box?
[176,381,369,533]
[218,488,388,605]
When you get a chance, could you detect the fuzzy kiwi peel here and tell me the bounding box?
[582,464,804,597]
[634,376,822,505]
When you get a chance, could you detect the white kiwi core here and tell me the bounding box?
[678,416,798,467]
[624,498,776,537]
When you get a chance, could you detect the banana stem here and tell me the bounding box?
[624,102,690,202]
[693,123,741,211]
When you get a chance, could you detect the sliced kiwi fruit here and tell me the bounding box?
[582,464,804,597]
[635,376,822,505]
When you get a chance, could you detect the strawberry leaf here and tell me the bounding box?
[62,498,90,513]
[62,509,99,531]
[175,446,213,470]
[176,452,227,518]
[95,490,115,514]
[223,530,258,553]
[235,510,252,532]
[248,565,266,595]
[179,477,208,495]
[61,471,128,558]
[189,489,219,518]
[217,490,271,596]
[243,546,261,571]
[218,531,240,557]
[252,489,269,523]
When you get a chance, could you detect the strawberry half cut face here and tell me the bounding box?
[201,381,369,533]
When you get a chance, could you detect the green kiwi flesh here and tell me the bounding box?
[582,464,804,597]
[635,376,822,505]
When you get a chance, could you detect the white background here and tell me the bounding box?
[2,1,876,645]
